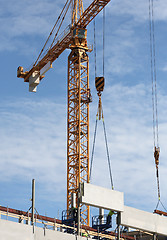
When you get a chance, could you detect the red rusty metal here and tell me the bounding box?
[0,206,61,224]
[154,209,167,217]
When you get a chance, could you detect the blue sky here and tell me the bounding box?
[0,0,167,223]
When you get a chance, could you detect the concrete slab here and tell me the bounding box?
[81,183,124,212]
[121,206,167,236]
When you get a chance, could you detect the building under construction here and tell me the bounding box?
[1,182,167,240]
[1,0,167,239]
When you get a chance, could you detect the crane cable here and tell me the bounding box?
[90,105,114,190]
[34,0,72,66]
[89,19,98,181]
[103,8,105,76]
[102,110,114,190]
[93,7,105,78]
[90,114,98,180]
[50,0,72,49]
[149,0,159,148]
[94,20,97,78]
[149,0,165,211]
[90,10,114,190]
[101,8,114,189]
[149,0,160,202]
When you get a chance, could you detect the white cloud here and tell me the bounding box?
[1,82,167,213]
[99,0,167,76]
[1,0,167,56]
[0,99,67,205]
[109,0,167,23]
[0,0,70,53]
[161,64,167,72]
[1,0,167,216]
[90,83,167,211]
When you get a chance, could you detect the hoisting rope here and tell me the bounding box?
[93,7,105,79]
[149,0,159,147]
[89,99,114,190]
[103,8,105,76]
[90,114,98,180]
[149,0,160,202]
[102,110,114,190]
[148,0,166,211]
[90,19,98,181]
[101,8,114,189]
[149,0,159,148]
[94,20,97,79]
[90,11,114,189]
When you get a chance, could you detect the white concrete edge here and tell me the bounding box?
[81,183,124,212]
[121,206,167,236]
[80,183,167,236]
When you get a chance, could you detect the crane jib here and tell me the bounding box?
[77,0,111,28]
[17,0,111,88]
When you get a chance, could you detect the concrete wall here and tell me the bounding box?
[121,206,167,236]
[81,183,167,237]
[81,183,124,212]
[0,219,90,240]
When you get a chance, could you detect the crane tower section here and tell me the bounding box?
[67,13,90,224]
[67,48,89,225]
[17,0,111,227]
[72,0,84,25]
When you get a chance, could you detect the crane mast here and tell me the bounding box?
[72,0,84,25]
[68,0,90,223]
[17,0,111,227]
[67,48,90,225]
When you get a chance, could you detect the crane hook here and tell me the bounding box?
[95,76,105,120]
[154,146,160,166]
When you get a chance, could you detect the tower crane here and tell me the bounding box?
[17,0,111,226]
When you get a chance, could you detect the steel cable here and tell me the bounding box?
[90,11,114,188]
[103,8,105,77]
[151,0,159,147]
[149,0,156,148]
[89,108,114,190]
[94,20,97,78]
[149,0,159,148]
[34,0,71,66]
[149,0,160,204]
[148,0,166,210]
[102,114,114,189]
[50,0,72,49]
[89,115,98,181]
